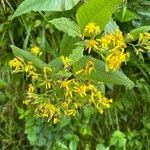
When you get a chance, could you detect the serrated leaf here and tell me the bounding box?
[50,17,81,37]
[12,0,80,19]
[11,45,46,69]
[76,0,121,31]
[125,25,150,42]
[69,46,84,64]
[73,56,134,88]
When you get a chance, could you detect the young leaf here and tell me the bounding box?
[12,0,80,19]
[76,0,121,31]
[73,56,134,88]
[11,45,46,69]
[50,17,81,38]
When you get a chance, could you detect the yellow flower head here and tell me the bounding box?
[98,34,113,48]
[139,32,150,44]
[28,84,35,93]
[60,79,73,98]
[25,62,36,73]
[106,50,130,71]
[113,30,126,48]
[9,57,24,71]
[31,47,42,56]
[84,23,100,35]
[86,39,99,53]
[44,80,52,89]
[23,99,31,105]
[85,59,95,74]
[73,84,87,97]
[61,56,72,69]
[35,103,58,122]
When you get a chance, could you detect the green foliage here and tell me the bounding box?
[50,17,81,37]
[73,56,134,88]
[60,34,80,56]
[11,45,46,69]
[12,0,80,19]
[110,130,126,148]
[76,0,121,31]
[115,8,137,22]
[125,25,150,42]
[104,19,119,34]
[1,0,150,149]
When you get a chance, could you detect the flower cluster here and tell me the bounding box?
[138,32,150,52]
[10,53,113,124]
[9,57,39,80]
[84,22,129,71]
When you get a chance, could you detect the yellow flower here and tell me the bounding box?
[25,62,36,73]
[106,50,129,71]
[73,84,87,97]
[31,47,42,56]
[86,39,99,53]
[35,103,58,122]
[23,99,31,105]
[84,23,100,35]
[75,59,95,75]
[53,117,59,124]
[61,56,72,69]
[97,108,104,114]
[28,84,34,93]
[9,57,24,71]
[60,79,73,97]
[98,34,113,48]
[67,109,77,116]
[113,30,126,48]
[85,59,95,74]
[31,72,39,80]
[44,80,51,89]
[87,84,97,93]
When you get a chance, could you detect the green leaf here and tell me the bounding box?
[96,144,109,150]
[60,34,80,56]
[50,17,81,37]
[76,0,121,31]
[110,130,127,148]
[47,57,63,71]
[12,0,80,19]
[0,80,7,89]
[56,70,73,78]
[115,8,137,22]
[104,18,119,34]
[125,25,150,42]
[11,45,46,69]
[47,46,84,71]
[69,46,84,64]
[73,56,134,88]
[69,136,79,150]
